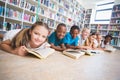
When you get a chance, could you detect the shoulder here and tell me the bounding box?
[49,32,56,37]
[65,32,71,37]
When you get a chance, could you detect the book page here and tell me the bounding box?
[63,49,85,59]
[25,48,55,59]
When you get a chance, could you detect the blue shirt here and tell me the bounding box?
[48,32,66,46]
[64,32,79,46]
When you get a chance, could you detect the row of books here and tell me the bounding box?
[6,7,22,20]
[24,13,36,23]
[111,13,120,17]
[25,2,36,13]
[1,22,22,30]
[108,31,120,37]
[8,0,25,8]
[1,0,6,2]
[0,6,4,16]
[98,25,108,30]
[110,20,120,24]
[84,19,90,24]
[109,26,120,30]
[99,31,108,36]
[0,21,33,31]
[113,4,120,11]
[110,38,118,46]
[91,25,97,29]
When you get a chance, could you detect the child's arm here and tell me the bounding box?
[0,40,27,56]
[66,44,77,49]
[50,43,65,51]
[0,33,3,39]
[61,44,66,50]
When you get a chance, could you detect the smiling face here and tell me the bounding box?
[82,28,90,39]
[89,35,95,42]
[29,25,49,48]
[105,37,112,43]
[71,29,79,39]
[56,26,66,39]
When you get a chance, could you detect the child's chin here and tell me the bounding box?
[34,42,42,46]
[59,37,63,39]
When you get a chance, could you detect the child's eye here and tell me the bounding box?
[42,35,47,39]
[34,32,39,35]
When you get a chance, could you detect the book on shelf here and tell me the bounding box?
[0,6,4,16]
[6,7,22,20]
[25,47,55,59]
[8,0,25,8]
[3,22,22,31]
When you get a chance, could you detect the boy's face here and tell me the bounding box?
[56,26,66,39]
[105,37,111,43]
[71,29,79,38]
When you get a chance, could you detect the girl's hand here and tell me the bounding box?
[13,46,28,56]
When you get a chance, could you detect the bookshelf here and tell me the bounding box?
[109,4,120,47]
[0,0,85,32]
[90,24,109,36]
[83,9,92,28]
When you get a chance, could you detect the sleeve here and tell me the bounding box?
[64,33,70,45]
[74,37,79,46]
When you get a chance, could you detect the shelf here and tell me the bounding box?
[111,17,120,19]
[112,10,120,13]
[23,20,34,25]
[5,17,22,22]
[0,0,6,2]
[110,23,120,25]
[24,9,36,15]
[0,15,4,18]
[98,29,108,31]
[7,2,24,11]
[109,29,120,31]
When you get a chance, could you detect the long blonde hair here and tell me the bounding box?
[11,21,49,49]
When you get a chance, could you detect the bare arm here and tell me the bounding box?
[50,43,65,51]
[66,44,80,49]
[0,40,27,56]
[0,40,14,53]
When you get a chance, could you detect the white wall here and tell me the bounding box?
[78,0,120,9]
[115,0,120,4]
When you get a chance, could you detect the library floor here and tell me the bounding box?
[0,49,120,80]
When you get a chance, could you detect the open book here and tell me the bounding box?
[63,49,85,59]
[25,48,55,59]
[104,45,116,52]
[63,49,104,59]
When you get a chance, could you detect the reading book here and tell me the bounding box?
[82,49,104,56]
[63,49,104,59]
[63,49,85,59]
[104,45,116,52]
[25,48,55,59]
